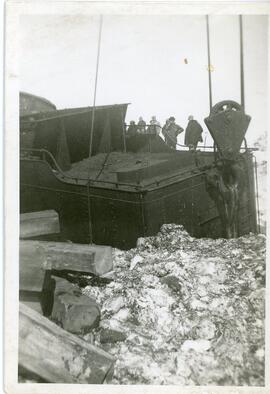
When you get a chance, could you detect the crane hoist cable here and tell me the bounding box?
[87,15,103,244]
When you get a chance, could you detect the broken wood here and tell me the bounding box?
[19,294,44,315]
[20,241,47,292]
[19,302,115,383]
[20,240,113,275]
[20,210,60,238]
[19,280,55,316]
[19,241,55,315]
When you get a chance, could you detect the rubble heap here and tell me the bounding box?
[84,224,265,385]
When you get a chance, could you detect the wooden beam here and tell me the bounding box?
[19,294,44,315]
[19,240,55,315]
[19,303,115,383]
[20,241,47,292]
[20,210,60,238]
[20,240,113,276]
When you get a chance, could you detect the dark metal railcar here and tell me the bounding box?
[20,101,258,249]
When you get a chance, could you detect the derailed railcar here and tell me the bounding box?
[20,100,258,249]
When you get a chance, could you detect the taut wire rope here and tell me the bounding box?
[87,15,103,244]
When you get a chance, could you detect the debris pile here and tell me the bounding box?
[84,224,265,385]
[19,210,265,385]
[64,152,174,182]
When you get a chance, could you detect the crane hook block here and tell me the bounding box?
[204,100,251,160]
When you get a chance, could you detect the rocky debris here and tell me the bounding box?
[181,339,211,352]
[100,328,127,344]
[83,224,265,385]
[102,296,125,314]
[160,275,182,293]
[51,277,100,334]
[65,152,176,183]
[130,254,144,270]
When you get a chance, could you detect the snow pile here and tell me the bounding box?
[83,224,265,385]
[255,154,267,232]
[253,132,267,231]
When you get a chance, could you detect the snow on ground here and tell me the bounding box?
[84,224,265,385]
[254,151,267,232]
[253,132,267,232]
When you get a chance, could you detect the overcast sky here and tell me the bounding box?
[20,14,268,145]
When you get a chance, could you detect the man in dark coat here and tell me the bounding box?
[162,117,183,149]
[184,115,203,150]
[127,121,138,137]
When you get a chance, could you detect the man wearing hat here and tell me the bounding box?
[162,117,184,149]
[147,116,162,136]
[184,115,203,150]
[127,120,138,137]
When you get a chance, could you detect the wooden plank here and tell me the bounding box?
[20,240,56,315]
[19,241,47,292]
[20,240,113,275]
[45,243,96,272]
[85,245,113,276]
[19,303,115,383]
[20,210,60,238]
[20,298,43,315]
[19,282,55,316]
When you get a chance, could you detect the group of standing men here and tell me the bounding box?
[126,115,203,150]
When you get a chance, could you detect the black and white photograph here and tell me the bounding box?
[3,1,269,391]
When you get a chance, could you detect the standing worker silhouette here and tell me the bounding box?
[162,117,183,149]
[147,116,161,136]
[184,115,203,150]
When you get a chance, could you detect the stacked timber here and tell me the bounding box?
[19,210,59,314]
[19,241,55,315]
[20,240,112,276]
[19,210,113,313]
[19,210,115,383]
[20,210,60,238]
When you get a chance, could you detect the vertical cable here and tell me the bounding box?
[239,15,245,111]
[206,15,213,111]
[89,15,103,158]
[87,15,103,244]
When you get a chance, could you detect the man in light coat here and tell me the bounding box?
[147,116,161,136]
